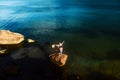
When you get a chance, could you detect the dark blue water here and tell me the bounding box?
[0,0,120,79]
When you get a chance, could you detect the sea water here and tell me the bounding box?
[0,0,120,79]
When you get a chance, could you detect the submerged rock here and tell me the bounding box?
[11,47,45,60]
[49,53,68,66]
[0,30,24,44]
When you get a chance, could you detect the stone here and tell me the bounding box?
[0,30,24,44]
[27,39,35,43]
[0,49,7,54]
[49,53,68,66]
[11,47,45,60]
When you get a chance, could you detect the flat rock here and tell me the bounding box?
[49,53,68,66]
[0,30,24,44]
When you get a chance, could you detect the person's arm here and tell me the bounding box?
[55,44,59,47]
[62,41,64,45]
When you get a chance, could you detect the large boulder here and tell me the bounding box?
[0,30,24,44]
[49,53,68,66]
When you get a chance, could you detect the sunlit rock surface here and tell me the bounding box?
[27,39,35,43]
[49,53,68,66]
[0,30,24,44]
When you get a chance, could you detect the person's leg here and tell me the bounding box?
[59,48,63,55]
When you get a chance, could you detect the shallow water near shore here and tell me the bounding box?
[0,0,120,80]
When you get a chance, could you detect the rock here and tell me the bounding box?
[49,53,68,66]
[27,39,35,43]
[11,48,27,59]
[27,47,45,59]
[11,47,45,60]
[0,49,7,54]
[0,30,24,44]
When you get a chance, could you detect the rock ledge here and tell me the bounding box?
[0,30,24,44]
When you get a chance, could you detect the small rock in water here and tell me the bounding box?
[49,53,68,66]
[27,39,35,43]
[0,49,7,54]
